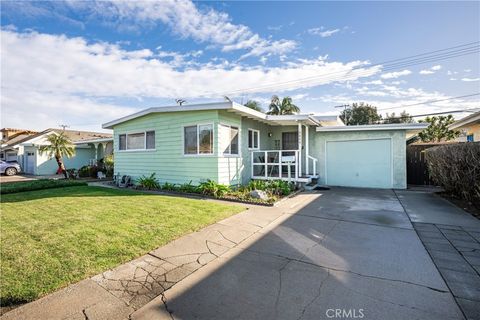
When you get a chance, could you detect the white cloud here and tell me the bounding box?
[380,70,412,79]
[419,70,434,75]
[461,77,480,82]
[62,0,297,59]
[1,29,381,130]
[419,65,442,75]
[308,27,340,38]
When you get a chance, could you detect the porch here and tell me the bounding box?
[250,120,319,183]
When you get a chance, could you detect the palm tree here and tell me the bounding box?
[39,132,75,178]
[266,95,300,115]
[244,100,264,112]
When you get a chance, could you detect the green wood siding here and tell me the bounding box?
[113,110,220,184]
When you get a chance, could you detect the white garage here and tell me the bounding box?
[325,138,392,188]
[313,124,427,189]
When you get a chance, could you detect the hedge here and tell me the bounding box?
[0,179,88,195]
[425,142,480,201]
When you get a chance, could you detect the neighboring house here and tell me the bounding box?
[0,128,38,161]
[103,101,426,189]
[1,128,113,175]
[449,111,480,142]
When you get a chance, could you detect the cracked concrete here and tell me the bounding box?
[2,188,466,320]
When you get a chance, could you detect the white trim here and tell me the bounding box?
[73,137,113,144]
[219,123,241,157]
[102,100,321,129]
[117,130,156,152]
[316,123,427,132]
[324,137,394,188]
[247,128,260,150]
[449,111,480,129]
[182,123,214,156]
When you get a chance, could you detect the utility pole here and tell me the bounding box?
[334,104,350,125]
[59,124,69,131]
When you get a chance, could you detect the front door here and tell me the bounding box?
[26,152,35,174]
[282,132,298,150]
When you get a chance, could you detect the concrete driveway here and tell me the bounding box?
[3,188,468,320]
[132,188,463,320]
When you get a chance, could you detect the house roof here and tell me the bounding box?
[102,101,321,129]
[11,129,112,148]
[449,111,480,129]
[315,123,428,132]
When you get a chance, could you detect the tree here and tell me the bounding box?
[39,132,75,178]
[266,95,300,115]
[339,102,381,125]
[244,100,263,112]
[384,110,415,124]
[418,115,460,142]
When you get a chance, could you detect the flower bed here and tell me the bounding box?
[132,173,299,205]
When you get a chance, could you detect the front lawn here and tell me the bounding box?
[0,186,244,306]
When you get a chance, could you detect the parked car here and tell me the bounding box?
[0,160,21,176]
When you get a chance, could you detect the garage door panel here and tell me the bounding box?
[326,139,392,188]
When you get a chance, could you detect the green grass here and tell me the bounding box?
[0,186,244,305]
[0,179,87,194]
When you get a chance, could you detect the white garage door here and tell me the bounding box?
[326,138,392,188]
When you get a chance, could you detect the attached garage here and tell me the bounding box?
[313,124,426,189]
[325,138,392,188]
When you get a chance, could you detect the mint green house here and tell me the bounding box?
[103,102,426,189]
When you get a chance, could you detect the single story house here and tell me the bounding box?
[449,111,480,142]
[1,128,113,175]
[103,101,427,189]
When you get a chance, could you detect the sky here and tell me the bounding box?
[1,0,479,132]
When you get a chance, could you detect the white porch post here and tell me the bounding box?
[297,122,302,177]
[305,125,309,175]
[101,142,108,157]
[93,143,99,160]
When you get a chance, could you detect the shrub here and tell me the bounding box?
[198,179,230,198]
[425,142,480,201]
[248,180,267,191]
[161,182,177,191]
[78,165,91,178]
[137,173,160,190]
[0,180,87,194]
[178,181,199,193]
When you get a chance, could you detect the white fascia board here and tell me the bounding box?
[73,137,113,144]
[449,112,480,129]
[16,130,57,147]
[102,102,233,129]
[316,123,428,132]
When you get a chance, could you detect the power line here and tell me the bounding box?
[196,41,479,97]
[380,109,478,121]
[377,93,480,111]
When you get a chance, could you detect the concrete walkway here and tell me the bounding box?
[396,190,480,320]
[2,188,465,320]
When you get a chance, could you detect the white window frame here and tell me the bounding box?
[220,123,240,157]
[183,123,214,156]
[117,130,156,152]
[248,129,260,150]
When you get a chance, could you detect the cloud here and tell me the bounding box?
[380,70,412,79]
[419,65,442,75]
[308,27,340,38]
[461,77,480,82]
[19,0,296,59]
[1,29,381,130]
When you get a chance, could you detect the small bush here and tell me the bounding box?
[161,182,177,191]
[0,180,88,194]
[137,173,160,190]
[425,142,480,201]
[78,165,91,178]
[198,179,230,198]
[178,181,199,193]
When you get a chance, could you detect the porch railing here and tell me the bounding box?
[306,155,318,176]
[251,150,299,181]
